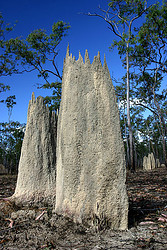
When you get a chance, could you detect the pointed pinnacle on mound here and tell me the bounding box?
[66,44,70,59]
[85,49,90,64]
[78,51,84,64]
[31,92,35,103]
[92,51,102,69]
[97,51,101,60]
[103,54,110,77]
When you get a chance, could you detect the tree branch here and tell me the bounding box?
[86,12,123,39]
[134,102,158,116]
[52,53,62,80]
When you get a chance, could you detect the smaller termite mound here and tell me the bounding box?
[11,93,57,207]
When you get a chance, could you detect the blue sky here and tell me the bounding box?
[0,0,164,124]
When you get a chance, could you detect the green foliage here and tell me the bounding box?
[0,121,25,173]
[5,21,70,111]
[42,81,62,111]
[108,0,148,54]
[0,83,10,95]
[0,14,70,112]
[0,16,70,170]
[0,13,18,76]
[0,81,16,120]
[95,0,150,170]
[0,82,16,113]
[108,0,147,18]
[0,14,17,111]
[131,1,167,165]
[106,1,167,167]
[116,78,166,167]
[5,95,16,109]
[132,1,167,70]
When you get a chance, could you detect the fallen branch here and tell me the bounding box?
[35,211,46,221]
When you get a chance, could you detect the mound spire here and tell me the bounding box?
[84,49,90,64]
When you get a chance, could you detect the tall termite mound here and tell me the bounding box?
[55,47,128,230]
[12,93,57,206]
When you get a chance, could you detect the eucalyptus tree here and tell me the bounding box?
[88,0,151,171]
[5,21,70,111]
[132,1,167,166]
[116,79,147,169]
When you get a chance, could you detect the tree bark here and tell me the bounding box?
[123,102,130,168]
[153,70,167,168]
[126,45,134,171]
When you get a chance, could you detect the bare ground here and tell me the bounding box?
[0,167,167,249]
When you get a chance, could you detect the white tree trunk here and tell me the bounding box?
[126,45,134,171]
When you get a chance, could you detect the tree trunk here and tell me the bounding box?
[126,45,134,171]
[133,136,138,170]
[157,116,167,167]
[153,70,167,168]
[123,103,130,168]
[146,125,155,154]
